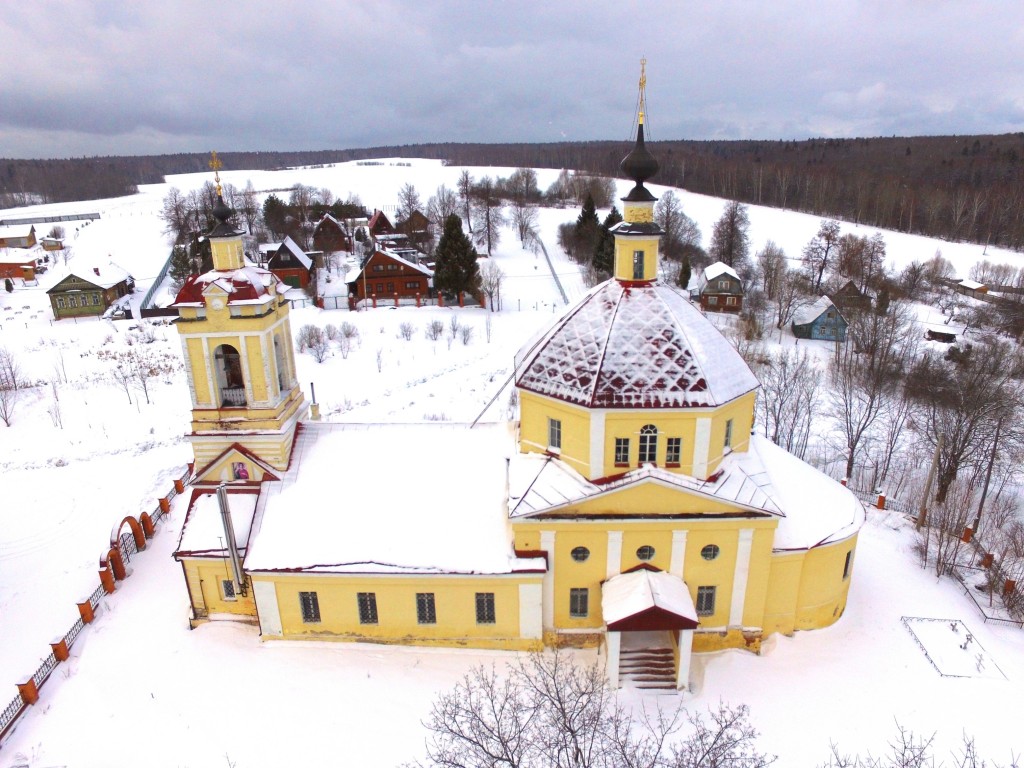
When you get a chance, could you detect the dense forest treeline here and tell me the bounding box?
[5,132,1024,249]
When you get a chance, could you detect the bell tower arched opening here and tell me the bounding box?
[214,344,246,407]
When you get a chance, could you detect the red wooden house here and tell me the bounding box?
[347,249,432,303]
[266,236,315,289]
[312,214,352,253]
[368,210,395,237]
[697,262,744,313]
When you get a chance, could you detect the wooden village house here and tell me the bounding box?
[792,295,848,342]
[0,224,37,249]
[346,249,432,306]
[266,236,315,290]
[696,261,743,313]
[47,264,134,320]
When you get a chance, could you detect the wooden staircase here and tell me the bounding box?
[618,646,677,691]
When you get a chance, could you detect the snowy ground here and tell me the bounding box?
[1,160,1023,766]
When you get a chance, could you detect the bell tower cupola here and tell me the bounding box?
[612,59,663,284]
[208,151,246,272]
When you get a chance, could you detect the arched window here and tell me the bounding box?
[214,344,246,407]
[639,424,657,464]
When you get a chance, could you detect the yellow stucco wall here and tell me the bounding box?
[614,235,659,281]
[181,558,257,618]
[518,390,758,482]
[261,574,543,650]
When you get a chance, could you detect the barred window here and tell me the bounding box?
[416,593,436,624]
[696,586,716,616]
[357,592,378,624]
[475,592,496,624]
[299,591,320,623]
[222,580,237,601]
[569,588,589,618]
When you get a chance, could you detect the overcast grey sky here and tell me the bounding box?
[3,1,1023,159]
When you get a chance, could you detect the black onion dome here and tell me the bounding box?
[209,195,242,238]
[620,123,659,202]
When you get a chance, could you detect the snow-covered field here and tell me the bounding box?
[1,160,1022,767]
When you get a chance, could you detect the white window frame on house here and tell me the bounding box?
[221,579,237,601]
[614,437,630,465]
[666,437,681,465]
[708,295,718,305]
[416,592,437,624]
[299,591,320,623]
[569,588,589,618]
[718,279,729,289]
[726,296,737,306]
[696,586,716,616]
[548,418,562,453]
[475,592,496,624]
[639,424,657,464]
[357,592,378,624]
[724,419,733,449]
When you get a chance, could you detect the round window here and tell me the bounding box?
[636,545,655,561]
[701,544,720,561]
[570,546,590,562]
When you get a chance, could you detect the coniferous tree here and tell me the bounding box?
[433,214,480,299]
[168,245,195,289]
[592,207,622,277]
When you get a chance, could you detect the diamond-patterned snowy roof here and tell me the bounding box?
[514,280,759,409]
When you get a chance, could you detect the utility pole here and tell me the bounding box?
[917,433,944,531]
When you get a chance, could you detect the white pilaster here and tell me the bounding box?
[606,531,623,579]
[253,581,282,637]
[670,530,688,578]
[589,411,605,476]
[676,629,693,690]
[518,583,543,640]
[541,530,556,631]
[693,417,712,478]
[605,630,621,688]
[729,529,754,627]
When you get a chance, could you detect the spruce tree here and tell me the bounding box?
[592,207,622,277]
[677,258,692,290]
[433,214,480,299]
[168,245,194,288]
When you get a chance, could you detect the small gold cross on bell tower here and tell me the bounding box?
[209,151,223,196]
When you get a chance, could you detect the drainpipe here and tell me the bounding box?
[217,483,246,594]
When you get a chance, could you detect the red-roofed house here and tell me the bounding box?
[266,236,315,289]
[347,249,432,304]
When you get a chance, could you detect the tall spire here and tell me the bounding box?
[209,151,224,197]
[620,59,659,202]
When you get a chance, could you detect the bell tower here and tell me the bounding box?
[172,153,306,480]
[612,59,663,283]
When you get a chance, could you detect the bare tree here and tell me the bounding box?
[480,259,505,311]
[709,201,751,273]
[772,269,801,330]
[755,241,787,302]
[472,176,506,256]
[457,170,474,234]
[801,219,842,293]
[656,191,702,265]
[427,184,460,238]
[754,348,821,459]
[0,374,21,427]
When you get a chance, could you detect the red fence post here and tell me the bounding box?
[394,293,399,307]
[876,493,886,510]
[140,512,155,539]
[50,638,70,662]
[173,478,185,494]
[16,678,39,706]
[159,497,170,514]
[416,293,421,308]
[78,599,96,623]
[99,567,116,593]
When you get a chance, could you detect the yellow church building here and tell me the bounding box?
[172,83,863,691]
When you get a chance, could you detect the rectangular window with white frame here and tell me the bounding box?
[696,585,716,616]
[614,437,630,466]
[299,591,320,623]
[221,579,237,601]
[569,588,589,618]
[666,437,681,465]
[548,418,562,453]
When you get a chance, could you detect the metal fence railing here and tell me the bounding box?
[0,466,190,751]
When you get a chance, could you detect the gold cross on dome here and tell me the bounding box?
[209,151,223,196]
[638,57,648,125]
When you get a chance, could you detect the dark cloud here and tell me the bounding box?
[3,0,1024,158]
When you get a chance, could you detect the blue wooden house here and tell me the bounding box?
[792,296,848,342]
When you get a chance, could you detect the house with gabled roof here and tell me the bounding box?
[792,295,848,341]
[696,261,743,313]
[346,248,432,304]
[46,263,134,320]
[0,224,36,249]
[266,236,315,289]
[312,214,352,254]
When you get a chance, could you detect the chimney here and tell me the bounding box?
[93,267,100,276]
[217,483,246,595]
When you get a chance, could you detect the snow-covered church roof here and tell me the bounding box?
[514,280,759,409]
